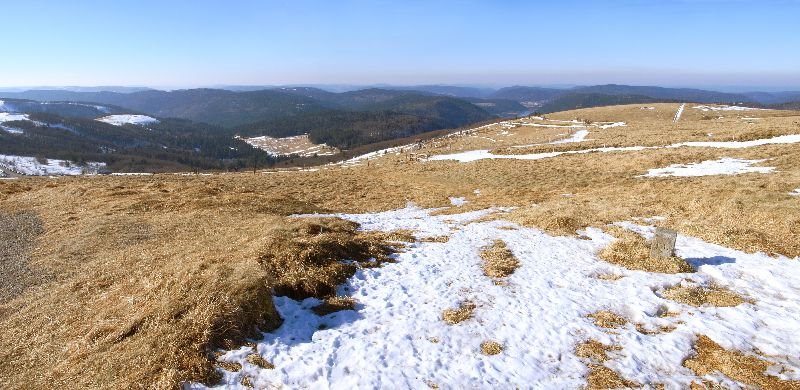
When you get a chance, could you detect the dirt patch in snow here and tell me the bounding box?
[599,226,694,274]
[479,240,520,278]
[664,284,745,307]
[684,335,800,389]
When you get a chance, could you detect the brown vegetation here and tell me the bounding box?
[575,339,620,363]
[442,301,477,325]
[589,310,628,329]
[684,335,800,389]
[599,227,694,273]
[312,296,358,316]
[664,284,746,307]
[585,364,640,389]
[1,103,799,388]
[480,340,504,356]
[479,240,520,278]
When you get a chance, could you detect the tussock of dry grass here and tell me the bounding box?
[312,296,358,316]
[259,217,399,299]
[480,340,504,355]
[246,353,274,369]
[215,360,242,372]
[664,284,745,307]
[600,227,694,274]
[585,364,640,389]
[575,340,621,363]
[420,235,450,243]
[589,310,628,329]
[378,229,417,243]
[684,335,800,389]
[240,376,254,388]
[479,240,520,278]
[442,301,476,325]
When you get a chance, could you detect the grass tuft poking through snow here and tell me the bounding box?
[684,335,800,389]
[480,340,504,356]
[245,354,274,370]
[575,340,620,363]
[442,301,476,325]
[663,283,745,308]
[588,310,628,329]
[479,240,520,278]
[311,296,358,316]
[600,226,694,273]
[586,364,640,389]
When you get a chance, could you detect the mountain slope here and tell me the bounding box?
[572,84,752,104]
[537,93,674,113]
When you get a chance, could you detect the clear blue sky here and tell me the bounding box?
[1,0,798,90]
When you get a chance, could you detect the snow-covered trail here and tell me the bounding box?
[195,206,800,389]
[673,103,685,122]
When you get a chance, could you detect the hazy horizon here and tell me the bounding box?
[2,1,798,89]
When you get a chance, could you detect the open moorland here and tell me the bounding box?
[2,103,800,389]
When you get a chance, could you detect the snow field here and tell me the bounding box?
[693,105,761,112]
[0,154,105,175]
[428,134,800,163]
[96,114,159,126]
[196,205,800,389]
[642,158,774,177]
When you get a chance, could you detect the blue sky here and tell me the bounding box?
[1,0,798,89]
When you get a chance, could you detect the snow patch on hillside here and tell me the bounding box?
[196,205,800,389]
[693,105,761,112]
[0,112,36,134]
[0,154,105,175]
[429,134,800,163]
[96,114,159,126]
[642,158,774,177]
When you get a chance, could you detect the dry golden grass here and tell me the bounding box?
[258,217,400,299]
[585,364,640,389]
[575,339,621,363]
[480,340,504,356]
[240,376,254,388]
[589,310,628,329]
[312,296,358,316]
[1,103,799,388]
[479,240,520,278]
[420,235,450,243]
[664,284,746,307]
[245,353,274,369]
[215,360,242,372]
[599,227,694,274]
[684,335,800,389]
[442,301,476,325]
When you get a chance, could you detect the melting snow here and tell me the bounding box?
[790,189,800,196]
[448,196,468,206]
[429,134,800,163]
[642,158,774,177]
[96,114,159,126]
[693,105,760,112]
[673,103,685,122]
[0,112,34,134]
[195,205,800,389]
[0,154,105,175]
